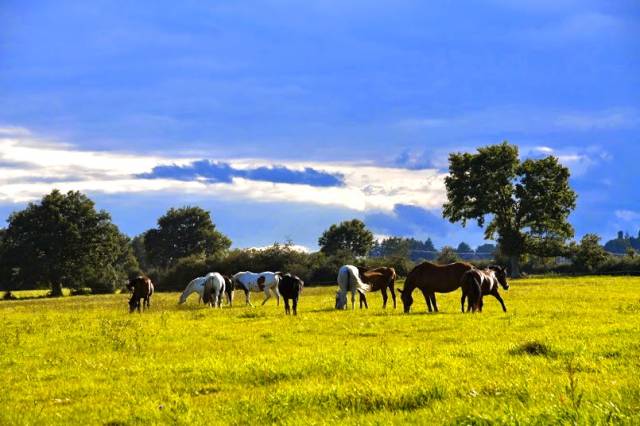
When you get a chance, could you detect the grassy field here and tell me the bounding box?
[1,276,639,425]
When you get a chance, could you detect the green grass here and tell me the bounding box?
[1,276,639,425]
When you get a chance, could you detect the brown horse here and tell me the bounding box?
[127,275,154,313]
[358,266,397,309]
[397,261,480,313]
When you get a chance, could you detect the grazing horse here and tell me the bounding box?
[278,273,304,315]
[179,272,233,305]
[232,271,282,307]
[202,272,226,308]
[462,266,509,312]
[397,261,478,313]
[127,275,154,313]
[358,266,397,309]
[335,265,370,310]
[178,274,210,304]
[223,275,235,306]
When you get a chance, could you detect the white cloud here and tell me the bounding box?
[247,244,310,253]
[615,210,640,222]
[522,145,610,176]
[555,109,640,131]
[0,128,447,212]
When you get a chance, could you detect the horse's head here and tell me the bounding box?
[335,291,347,309]
[396,287,413,313]
[128,297,139,313]
[489,265,509,290]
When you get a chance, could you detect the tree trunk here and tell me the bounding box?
[50,282,63,297]
[509,256,522,278]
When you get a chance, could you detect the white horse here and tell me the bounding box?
[232,271,281,307]
[179,275,208,304]
[202,272,226,308]
[335,265,370,310]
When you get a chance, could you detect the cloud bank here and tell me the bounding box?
[0,127,447,213]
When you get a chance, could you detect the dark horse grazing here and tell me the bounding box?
[127,275,154,313]
[397,261,480,313]
[461,266,509,312]
[278,273,304,315]
[358,267,397,309]
[223,275,235,306]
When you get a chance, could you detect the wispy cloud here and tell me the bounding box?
[0,127,447,212]
[555,109,640,131]
[523,145,611,176]
[397,107,639,135]
[520,12,632,43]
[615,210,640,222]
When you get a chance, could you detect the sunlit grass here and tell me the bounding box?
[1,276,639,425]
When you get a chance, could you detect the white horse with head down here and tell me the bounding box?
[335,265,370,310]
[232,271,281,307]
[202,272,226,308]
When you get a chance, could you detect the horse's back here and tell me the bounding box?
[407,261,472,291]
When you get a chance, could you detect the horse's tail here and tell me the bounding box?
[463,270,482,312]
[351,266,370,294]
[202,276,213,305]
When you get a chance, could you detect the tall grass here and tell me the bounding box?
[0,276,639,425]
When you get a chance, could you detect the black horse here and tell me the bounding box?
[278,273,304,315]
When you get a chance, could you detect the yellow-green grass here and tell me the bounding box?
[1,276,639,425]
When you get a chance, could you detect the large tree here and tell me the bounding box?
[0,190,136,296]
[318,219,374,257]
[144,206,231,268]
[443,142,577,276]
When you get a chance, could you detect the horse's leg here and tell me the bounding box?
[461,291,467,313]
[492,290,507,312]
[275,285,280,306]
[381,287,388,309]
[361,292,368,309]
[292,295,298,315]
[351,291,356,310]
[389,283,397,309]
[245,289,253,307]
[421,289,432,312]
[262,288,271,306]
[430,293,439,312]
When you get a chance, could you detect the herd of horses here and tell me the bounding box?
[126,261,510,315]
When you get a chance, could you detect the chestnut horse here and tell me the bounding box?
[358,266,397,309]
[397,261,480,313]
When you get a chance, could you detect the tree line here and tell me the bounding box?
[1,142,637,298]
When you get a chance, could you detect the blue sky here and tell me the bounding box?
[1,1,639,250]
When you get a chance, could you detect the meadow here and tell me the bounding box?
[1,276,639,425]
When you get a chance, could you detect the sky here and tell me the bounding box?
[1,1,639,250]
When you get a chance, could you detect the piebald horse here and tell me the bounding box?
[179,273,234,306]
[232,271,282,307]
[397,261,480,313]
[461,266,509,312]
[335,265,370,310]
[127,275,154,313]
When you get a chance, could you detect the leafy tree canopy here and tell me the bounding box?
[436,246,460,265]
[443,142,577,276]
[0,190,136,296]
[144,206,231,268]
[318,219,374,257]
